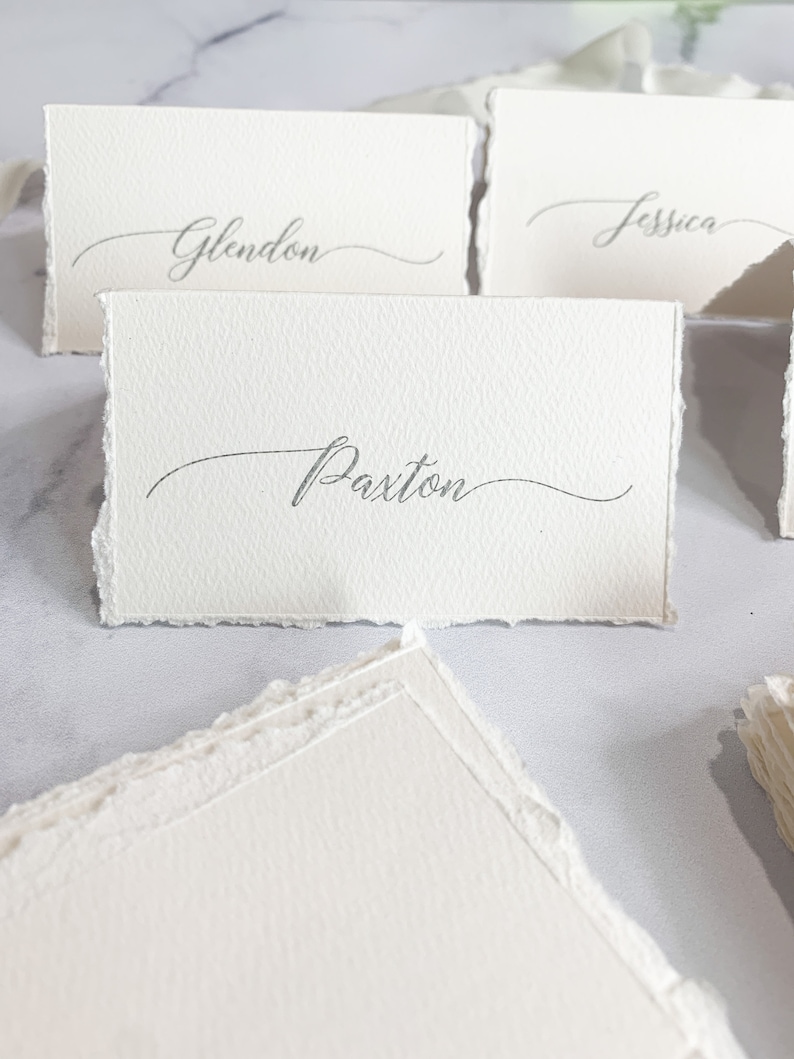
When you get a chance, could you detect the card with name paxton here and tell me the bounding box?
[43,105,475,353]
[481,90,794,316]
[94,291,682,626]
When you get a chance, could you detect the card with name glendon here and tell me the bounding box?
[0,628,746,1059]
[43,104,475,353]
[480,90,794,317]
[94,290,682,626]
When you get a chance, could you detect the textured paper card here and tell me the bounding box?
[43,105,475,354]
[94,290,682,626]
[480,90,794,316]
[0,628,746,1059]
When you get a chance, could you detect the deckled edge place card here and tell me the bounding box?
[43,104,476,354]
[94,290,683,627]
[0,627,747,1059]
[479,88,794,317]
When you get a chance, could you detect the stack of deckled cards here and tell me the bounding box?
[741,675,794,852]
[0,631,746,1058]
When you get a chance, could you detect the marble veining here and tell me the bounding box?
[139,8,287,106]
[16,416,98,527]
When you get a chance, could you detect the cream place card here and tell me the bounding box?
[43,105,475,353]
[480,90,794,316]
[0,628,746,1059]
[94,290,682,626]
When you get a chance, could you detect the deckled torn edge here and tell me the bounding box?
[662,303,684,623]
[0,631,411,839]
[0,682,402,922]
[98,612,672,629]
[0,634,417,914]
[476,90,498,296]
[91,291,117,623]
[693,237,794,322]
[41,108,57,355]
[0,624,746,1059]
[739,675,794,851]
[421,630,745,1059]
[461,115,479,295]
[778,305,794,537]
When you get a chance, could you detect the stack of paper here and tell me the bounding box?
[0,629,744,1058]
[740,674,794,852]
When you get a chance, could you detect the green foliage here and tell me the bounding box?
[673,0,730,61]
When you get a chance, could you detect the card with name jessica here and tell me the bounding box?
[43,105,475,353]
[94,290,682,627]
[480,90,794,316]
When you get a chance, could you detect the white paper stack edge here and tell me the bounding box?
[0,627,746,1058]
[740,674,794,852]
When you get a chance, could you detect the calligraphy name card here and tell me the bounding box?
[43,105,475,353]
[94,290,683,626]
[480,90,794,316]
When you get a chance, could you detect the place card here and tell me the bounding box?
[480,89,794,316]
[94,290,682,626]
[0,628,746,1059]
[43,104,475,353]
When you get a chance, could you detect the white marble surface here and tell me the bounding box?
[3,3,794,1057]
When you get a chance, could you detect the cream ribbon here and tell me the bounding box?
[0,158,43,222]
[365,18,794,121]
[2,20,793,226]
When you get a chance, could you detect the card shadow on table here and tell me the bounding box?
[703,241,794,324]
[1,395,105,625]
[684,315,790,539]
[0,216,46,353]
[607,710,794,1059]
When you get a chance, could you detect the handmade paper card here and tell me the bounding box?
[43,105,475,353]
[94,290,682,626]
[480,89,794,316]
[0,628,746,1059]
